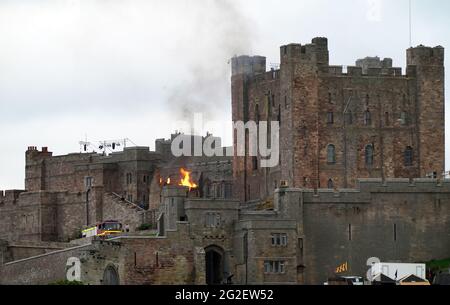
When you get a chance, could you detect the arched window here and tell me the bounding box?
[384,112,390,126]
[404,146,413,166]
[327,179,334,189]
[364,110,372,126]
[365,145,374,167]
[327,145,336,164]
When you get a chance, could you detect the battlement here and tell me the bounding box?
[280,37,329,65]
[0,190,26,206]
[25,146,53,160]
[407,45,445,66]
[356,56,393,74]
[231,55,267,76]
[275,178,450,203]
[325,65,405,78]
[251,69,281,83]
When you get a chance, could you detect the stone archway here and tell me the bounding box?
[102,265,119,285]
[205,245,225,285]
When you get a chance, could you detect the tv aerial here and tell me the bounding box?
[79,138,137,155]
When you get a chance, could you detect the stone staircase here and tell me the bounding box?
[104,193,157,230]
[109,192,146,212]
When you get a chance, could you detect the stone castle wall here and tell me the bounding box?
[231,38,445,202]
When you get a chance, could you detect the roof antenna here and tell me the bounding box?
[409,0,413,47]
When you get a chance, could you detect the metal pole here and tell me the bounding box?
[409,0,412,47]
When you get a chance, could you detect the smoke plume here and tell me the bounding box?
[165,0,256,126]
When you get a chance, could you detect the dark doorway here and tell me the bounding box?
[205,246,224,285]
[102,265,119,285]
[158,214,165,236]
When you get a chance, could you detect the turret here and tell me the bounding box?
[231,55,266,76]
[280,37,329,66]
[231,55,266,202]
[407,45,445,178]
[25,146,53,191]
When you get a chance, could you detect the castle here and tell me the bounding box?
[231,37,445,202]
[0,38,448,285]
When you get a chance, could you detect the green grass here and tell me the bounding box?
[426,258,450,271]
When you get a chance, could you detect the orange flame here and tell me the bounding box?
[179,168,198,190]
[167,177,171,185]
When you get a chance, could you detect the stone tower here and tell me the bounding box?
[231,37,445,203]
[407,45,445,178]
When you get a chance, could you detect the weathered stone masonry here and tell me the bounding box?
[232,38,445,203]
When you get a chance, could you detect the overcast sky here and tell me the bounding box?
[0,0,448,189]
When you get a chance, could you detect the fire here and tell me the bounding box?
[179,168,198,190]
[167,177,171,185]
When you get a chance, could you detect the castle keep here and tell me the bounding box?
[0,38,448,285]
[232,38,445,202]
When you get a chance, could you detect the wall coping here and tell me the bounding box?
[3,243,93,266]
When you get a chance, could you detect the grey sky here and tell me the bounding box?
[0,0,448,189]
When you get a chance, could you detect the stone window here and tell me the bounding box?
[404,146,413,167]
[224,183,232,199]
[393,223,397,241]
[267,92,273,117]
[327,179,334,189]
[364,110,372,126]
[400,112,409,125]
[278,104,281,124]
[345,111,353,125]
[365,145,374,167]
[264,261,285,274]
[252,156,258,171]
[85,176,93,189]
[243,233,248,261]
[271,233,288,247]
[384,112,390,126]
[255,104,260,123]
[327,145,336,164]
[126,173,132,185]
[327,111,334,124]
[143,175,150,184]
[215,184,222,198]
[300,126,307,137]
[205,212,221,228]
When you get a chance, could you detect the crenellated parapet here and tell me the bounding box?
[324,65,405,78]
[0,190,26,207]
[274,178,450,205]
